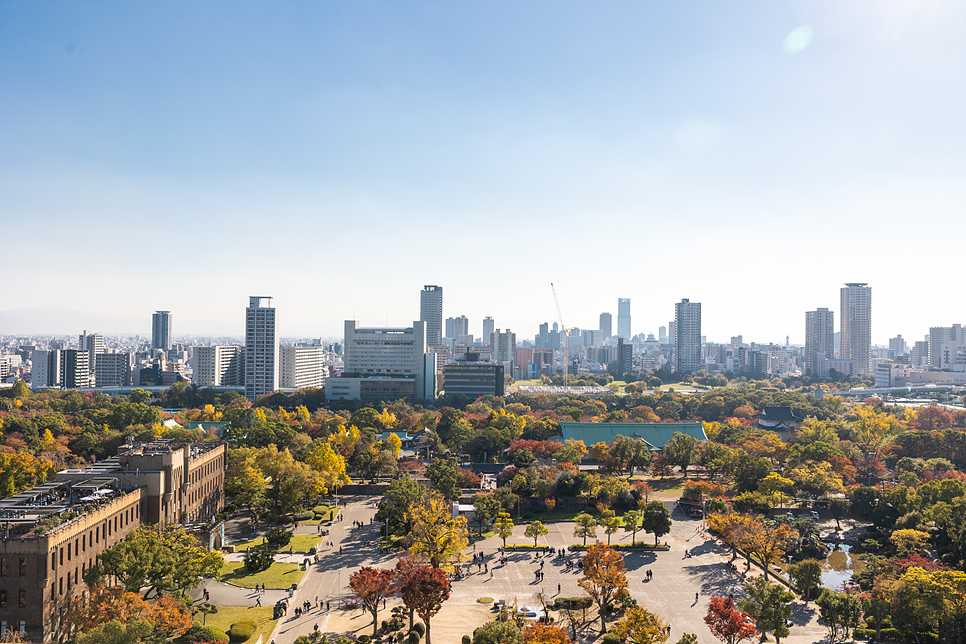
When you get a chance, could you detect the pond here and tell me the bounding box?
[820,543,864,591]
[780,542,864,591]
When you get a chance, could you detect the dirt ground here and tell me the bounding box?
[323,602,497,644]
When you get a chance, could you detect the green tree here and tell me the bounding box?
[472,620,521,644]
[738,577,794,644]
[74,618,155,644]
[472,494,503,536]
[815,589,860,640]
[376,475,426,535]
[641,501,672,545]
[87,525,223,599]
[426,456,461,500]
[787,560,822,602]
[623,509,642,545]
[524,520,549,547]
[663,432,699,477]
[494,512,515,547]
[573,513,597,546]
[600,509,621,545]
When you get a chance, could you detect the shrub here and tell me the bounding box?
[185,625,230,643]
[244,545,274,572]
[229,619,257,641]
[463,636,471,644]
[412,623,426,637]
[295,510,314,522]
[408,631,420,644]
[552,597,593,610]
[602,633,622,644]
[359,636,371,644]
[853,629,874,640]
[265,527,294,548]
[879,628,901,641]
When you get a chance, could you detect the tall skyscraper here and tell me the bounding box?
[490,329,517,366]
[245,296,278,401]
[599,312,612,339]
[840,283,872,374]
[79,330,104,373]
[805,308,835,375]
[152,311,173,351]
[482,316,495,342]
[420,285,443,348]
[889,335,907,356]
[60,349,91,389]
[617,299,631,339]
[674,298,702,373]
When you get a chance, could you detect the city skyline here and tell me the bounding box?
[2,2,964,343]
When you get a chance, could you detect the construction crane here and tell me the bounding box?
[551,282,570,385]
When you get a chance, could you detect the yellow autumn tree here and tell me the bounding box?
[385,432,403,457]
[329,424,362,457]
[405,491,468,568]
[376,409,397,430]
[612,606,670,644]
[306,441,350,495]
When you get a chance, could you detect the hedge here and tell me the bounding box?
[552,597,593,610]
[568,543,669,551]
[502,544,549,550]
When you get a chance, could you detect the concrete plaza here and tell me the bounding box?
[203,496,828,644]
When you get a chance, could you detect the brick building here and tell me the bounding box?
[0,441,226,642]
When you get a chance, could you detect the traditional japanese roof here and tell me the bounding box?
[755,407,800,422]
[554,421,707,450]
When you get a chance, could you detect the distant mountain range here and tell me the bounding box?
[0,306,243,338]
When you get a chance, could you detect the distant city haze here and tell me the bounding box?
[1,2,964,343]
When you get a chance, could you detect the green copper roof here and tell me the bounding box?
[556,421,707,450]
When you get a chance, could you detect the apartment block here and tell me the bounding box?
[279,345,325,389]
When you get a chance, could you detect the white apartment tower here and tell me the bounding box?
[617,298,631,340]
[420,285,443,348]
[490,329,517,366]
[482,316,495,342]
[95,352,133,387]
[193,345,244,387]
[31,350,60,390]
[152,311,173,351]
[244,296,278,401]
[840,283,872,374]
[279,346,325,389]
[79,330,104,372]
[674,298,702,373]
[805,308,835,375]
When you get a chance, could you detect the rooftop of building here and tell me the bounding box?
[554,421,707,450]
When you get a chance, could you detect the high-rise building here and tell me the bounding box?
[669,321,677,344]
[482,316,495,342]
[193,345,244,387]
[616,337,632,376]
[600,312,613,339]
[805,308,835,375]
[329,320,434,400]
[889,335,907,356]
[31,349,60,390]
[617,298,631,339]
[449,315,469,340]
[420,285,443,348]
[840,283,872,374]
[658,326,667,344]
[152,311,173,351]
[928,324,964,368]
[79,330,104,372]
[911,340,929,367]
[674,298,702,373]
[490,329,517,366]
[95,352,133,387]
[279,345,325,389]
[60,349,91,389]
[244,296,278,401]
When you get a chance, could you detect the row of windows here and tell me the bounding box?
[0,558,26,577]
[0,589,26,608]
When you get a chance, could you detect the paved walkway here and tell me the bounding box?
[202,498,829,644]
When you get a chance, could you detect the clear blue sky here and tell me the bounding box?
[2,1,964,342]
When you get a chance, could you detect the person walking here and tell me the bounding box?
[256,595,262,607]
[558,583,561,594]
[695,592,699,603]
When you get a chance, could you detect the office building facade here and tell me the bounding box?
[674,298,702,373]
[59,350,91,389]
[442,358,505,398]
[840,283,872,374]
[244,296,278,401]
[482,317,495,342]
[94,352,132,388]
[600,312,612,339]
[152,311,173,351]
[805,308,835,375]
[329,320,434,400]
[490,329,517,366]
[420,285,443,348]
[929,324,964,368]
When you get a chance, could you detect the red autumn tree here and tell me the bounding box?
[578,544,629,636]
[350,567,397,636]
[398,564,451,644]
[705,597,758,644]
[521,622,573,644]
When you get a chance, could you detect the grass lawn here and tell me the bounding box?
[219,561,307,589]
[190,606,278,644]
[232,534,321,553]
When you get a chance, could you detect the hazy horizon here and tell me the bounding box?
[2,2,964,344]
